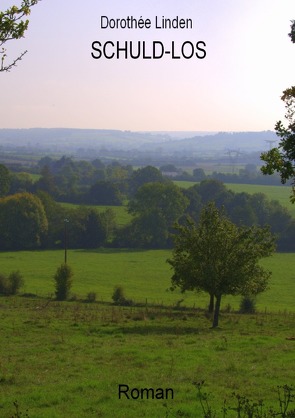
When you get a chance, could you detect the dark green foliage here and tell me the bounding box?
[112,285,133,306]
[8,271,24,295]
[0,192,48,250]
[125,182,189,248]
[0,274,10,295]
[87,181,123,205]
[193,167,206,181]
[35,165,58,197]
[128,165,166,196]
[112,285,125,304]
[184,180,294,251]
[0,164,11,196]
[86,292,97,303]
[9,172,33,194]
[54,264,73,301]
[239,295,256,314]
[0,271,24,295]
[67,207,114,249]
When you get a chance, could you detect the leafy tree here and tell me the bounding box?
[127,182,189,248]
[193,168,206,181]
[0,192,48,250]
[0,270,23,295]
[196,179,228,204]
[35,165,58,197]
[261,21,295,201]
[9,171,33,194]
[129,182,188,225]
[54,263,73,301]
[128,165,166,196]
[87,180,123,205]
[0,0,40,72]
[168,203,275,328]
[36,191,67,248]
[0,163,11,196]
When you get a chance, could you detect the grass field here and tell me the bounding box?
[0,249,294,418]
[0,250,294,312]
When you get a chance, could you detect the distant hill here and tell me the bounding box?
[0,128,277,156]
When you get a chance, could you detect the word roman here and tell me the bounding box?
[118,384,174,400]
[91,40,206,60]
[100,15,193,30]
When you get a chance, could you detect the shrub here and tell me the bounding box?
[8,271,24,295]
[112,285,125,305]
[0,274,9,295]
[112,285,133,306]
[54,264,73,301]
[239,295,256,314]
[0,271,24,295]
[86,292,97,303]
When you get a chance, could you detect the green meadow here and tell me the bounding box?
[0,250,294,312]
[0,250,295,417]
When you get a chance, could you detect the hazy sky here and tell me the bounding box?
[0,0,294,131]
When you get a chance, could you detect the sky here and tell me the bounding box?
[0,0,294,132]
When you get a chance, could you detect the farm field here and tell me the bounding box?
[175,181,295,218]
[0,249,294,417]
[0,250,294,312]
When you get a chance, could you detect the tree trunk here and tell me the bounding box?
[212,294,222,328]
[208,293,214,313]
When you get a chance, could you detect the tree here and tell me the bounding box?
[35,165,58,197]
[54,263,73,301]
[0,164,11,196]
[9,171,33,194]
[0,0,40,72]
[261,21,295,201]
[127,182,189,248]
[0,192,48,250]
[87,180,123,205]
[168,203,275,328]
[128,165,166,196]
[193,168,206,181]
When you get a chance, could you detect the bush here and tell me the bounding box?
[54,264,73,301]
[0,274,10,295]
[8,271,24,295]
[86,292,97,303]
[239,295,256,314]
[112,285,133,306]
[112,285,125,304]
[0,271,24,295]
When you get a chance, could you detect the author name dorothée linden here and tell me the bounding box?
[100,15,193,30]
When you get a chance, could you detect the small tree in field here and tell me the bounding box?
[0,270,24,295]
[54,263,73,301]
[168,203,275,328]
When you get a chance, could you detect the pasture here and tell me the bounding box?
[0,250,295,417]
